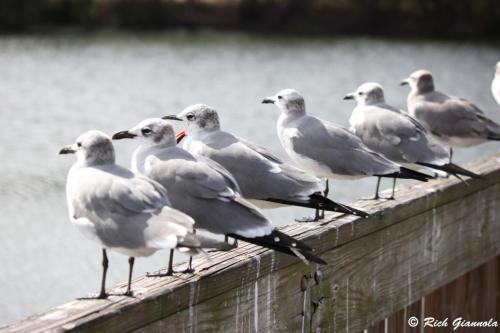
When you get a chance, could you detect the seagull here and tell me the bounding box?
[59,130,209,297]
[344,82,482,196]
[112,118,327,265]
[492,61,500,107]
[261,89,433,200]
[402,69,500,161]
[163,104,369,221]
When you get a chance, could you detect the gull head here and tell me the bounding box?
[165,104,220,134]
[344,82,385,105]
[112,118,176,147]
[262,89,306,115]
[401,69,434,93]
[59,130,115,166]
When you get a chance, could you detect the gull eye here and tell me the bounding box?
[141,128,152,135]
[358,92,363,96]
[77,142,82,147]
[186,114,195,121]
[277,95,283,100]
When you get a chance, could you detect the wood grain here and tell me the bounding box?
[4,153,500,333]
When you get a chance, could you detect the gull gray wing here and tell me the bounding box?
[145,155,274,237]
[70,165,190,250]
[194,154,241,194]
[236,135,283,163]
[291,115,400,176]
[194,130,322,200]
[414,91,492,139]
[147,157,238,201]
[353,105,449,164]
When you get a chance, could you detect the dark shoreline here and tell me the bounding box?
[1,1,500,40]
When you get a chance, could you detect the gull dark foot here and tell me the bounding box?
[361,195,380,201]
[181,257,195,274]
[295,216,319,223]
[181,267,195,274]
[77,292,108,300]
[123,290,134,297]
[146,268,175,277]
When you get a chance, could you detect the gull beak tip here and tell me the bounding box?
[112,130,136,140]
[59,146,75,155]
[162,115,183,121]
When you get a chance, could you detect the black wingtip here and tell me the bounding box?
[416,162,483,180]
[301,251,328,265]
[378,167,433,182]
[264,195,369,218]
[229,230,327,265]
[309,194,370,218]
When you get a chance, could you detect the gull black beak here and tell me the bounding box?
[162,115,183,121]
[112,130,137,140]
[400,79,409,86]
[59,145,75,155]
[261,98,275,104]
[343,93,354,100]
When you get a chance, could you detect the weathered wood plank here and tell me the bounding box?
[123,168,500,332]
[4,153,500,333]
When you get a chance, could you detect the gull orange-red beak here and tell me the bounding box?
[176,130,187,144]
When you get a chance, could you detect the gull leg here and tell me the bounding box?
[449,147,453,163]
[98,249,109,299]
[387,178,396,200]
[124,257,135,296]
[296,206,321,223]
[147,249,175,277]
[374,177,381,200]
[182,229,195,274]
[166,249,174,275]
[320,179,329,219]
[362,177,381,200]
[78,248,109,300]
[296,178,330,222]
[182,256,195,274]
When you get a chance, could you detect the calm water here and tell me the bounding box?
[0,31,499,326]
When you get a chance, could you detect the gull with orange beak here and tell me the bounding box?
[163,104,369,221]
[262,89,433,200]
[113,118,327,266]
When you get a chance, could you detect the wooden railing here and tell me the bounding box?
[4,152,500,333]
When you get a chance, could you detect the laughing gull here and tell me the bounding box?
[59,130,210,297]
[164,104,368,221]
[113,119,327,265]
[402,69,500,161]
[261,89,432,200]
[344,82,481,196]
[492,62,500,107]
